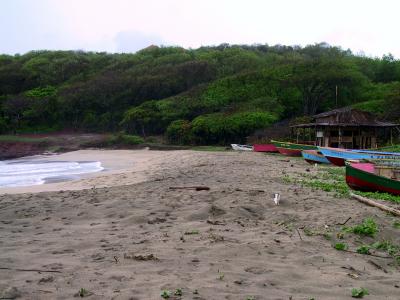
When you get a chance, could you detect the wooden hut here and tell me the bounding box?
[291,107,398,149]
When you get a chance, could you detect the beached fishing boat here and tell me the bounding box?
[318,147,400,166]
[346,161,400,195]
[301,150,330,164]
[253,144,278,153]
[271,140,317,156]
[231,144,253,151]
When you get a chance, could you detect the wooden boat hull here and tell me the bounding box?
[302,150,330,164]
[326,156,346,166]
[271,140,317,157]
[253,144,278,152]
[319,147,400,167]
[346,162,400,195]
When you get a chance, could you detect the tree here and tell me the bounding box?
[3,95,31,133]
[121,101,161,137]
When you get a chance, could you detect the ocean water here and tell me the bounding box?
[0,158,104,188]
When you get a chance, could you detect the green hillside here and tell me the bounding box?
[0,43,399,144]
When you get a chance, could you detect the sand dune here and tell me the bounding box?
[0,150,399,299]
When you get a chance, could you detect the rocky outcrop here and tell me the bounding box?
[0,142,48,160]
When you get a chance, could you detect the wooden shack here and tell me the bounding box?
[291,107,398,149]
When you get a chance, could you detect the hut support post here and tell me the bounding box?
[391,128,393,145]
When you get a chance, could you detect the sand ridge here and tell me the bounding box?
[0,150,399,299]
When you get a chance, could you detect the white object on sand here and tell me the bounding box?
[273,193,281,205]
[231,144,253,151]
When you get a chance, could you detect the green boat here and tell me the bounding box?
[271,140,318,157]
[346,161,400,195]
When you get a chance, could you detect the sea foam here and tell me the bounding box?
[0,159,103,188]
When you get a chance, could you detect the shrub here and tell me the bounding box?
[351,218,378,237]
[108,133,144,146]
[166,119,192,144]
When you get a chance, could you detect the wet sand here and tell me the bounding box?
[0,150,399,299]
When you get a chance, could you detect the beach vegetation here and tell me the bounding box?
[393,221,400,229]
[334,242,348,251]
[160,290,171,298]
[282,166,400,204]
[356,245,371,255]
[184,230,200,235]
[78,288,90,297]
[350,218,378,237]
[107,133,144,146]
[217,270,225,280]
[174,288,183,296]
[351,287,369,298]
[371,240,400,257]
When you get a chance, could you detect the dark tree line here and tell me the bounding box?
[0,43,399,144]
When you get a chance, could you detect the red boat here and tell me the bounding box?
[253,144,278,153]
[271,140,318,157]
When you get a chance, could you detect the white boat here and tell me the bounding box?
[231,144,253,151]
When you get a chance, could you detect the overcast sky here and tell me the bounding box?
[1,0,399,57]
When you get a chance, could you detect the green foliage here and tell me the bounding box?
[166,120,192,145]
[190,145,227,151]
[351,287,369,298]
[356,245,371,255]
[190,111,277,145]
[393,221,400,229]
[174,288,183,296]
[160,290,171,299]
[371,240,400,256]
[0,135,48,143]
[1,45,400,140]
[78,288,90,297]
[378,145,400,153]
[351,218,378,237]
[334,242,348,251]
[355,191,400,204]
[107,133,144,146]
[184,230,199,235]
[25,86,57,98]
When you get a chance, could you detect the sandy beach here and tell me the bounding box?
[0,149,188,195]
[0,149,399,299]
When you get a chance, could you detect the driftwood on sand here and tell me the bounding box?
[169,186,210,191]
[350,193,400,217]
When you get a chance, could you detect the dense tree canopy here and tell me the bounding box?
[0,44,399,144]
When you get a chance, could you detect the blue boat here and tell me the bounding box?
[301,150,331,164]
[318,147,400,166]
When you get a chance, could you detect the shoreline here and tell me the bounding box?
[0,149,188,195]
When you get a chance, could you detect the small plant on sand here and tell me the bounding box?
[303,227,315,236]
[160,290,171,299]
[372,240,400,256]
[246,297,255,300]
[174,288,183,296]
[356,245,371,255]
[393,221,400,229]
[334,242,348,251]
[78,288,89,297]
[217,270,225,280]
[184,230,199,235]
[351,287,369,298]
[282,175,293,184]
[350,218,378,237]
